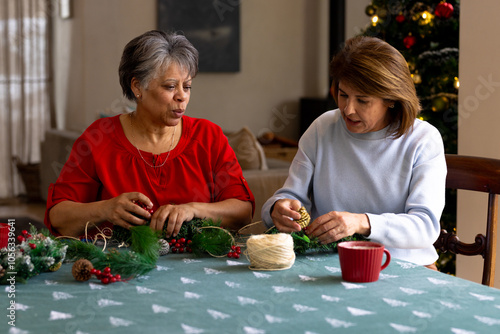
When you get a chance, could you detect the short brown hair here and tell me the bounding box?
[330,36,420,138]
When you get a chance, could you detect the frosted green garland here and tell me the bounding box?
[0,225,68,284]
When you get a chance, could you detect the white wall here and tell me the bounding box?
[345,0,371,39]
[53,0,330,141]
[53,0,158,132]
[457,0,500,288]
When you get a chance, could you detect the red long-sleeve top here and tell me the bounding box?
[44,115,255,236]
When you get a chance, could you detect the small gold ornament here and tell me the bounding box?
[365,4,376,16]
[49,262,62,272]
[432,96,450,112]
[412,72,422,84]
[295,207,311,229]
[454,77,460,89]
[418,11,434,25]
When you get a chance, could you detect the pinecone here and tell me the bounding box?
[158,239,170,256]
[295,207,311,229]
[0,264,5,280]
[72,259,94,281]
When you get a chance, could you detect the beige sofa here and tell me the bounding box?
[40,128,291,222]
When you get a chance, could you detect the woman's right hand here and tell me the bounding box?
[102,192,154,230]
[271,199,303,233]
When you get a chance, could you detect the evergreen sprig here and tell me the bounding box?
[112,218,233,257]
[266,227,366,255]
[63,229,158,279]
[93,249,157,278]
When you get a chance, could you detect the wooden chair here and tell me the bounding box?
[434,154,500,286]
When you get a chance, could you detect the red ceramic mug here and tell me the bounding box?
[338,241,391,283]
[0,223,10,249]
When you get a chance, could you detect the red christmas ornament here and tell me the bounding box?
[395,14,405,23]
[435,2,454,19]
[403,35,417,49]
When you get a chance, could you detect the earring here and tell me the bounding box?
[136,94,140,98]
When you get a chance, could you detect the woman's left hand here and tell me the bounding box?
[305,211,371,244]
[149,203,197,237]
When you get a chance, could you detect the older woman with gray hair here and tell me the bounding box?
[45,30,254,238]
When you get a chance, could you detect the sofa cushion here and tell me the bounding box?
[227,127,268,170]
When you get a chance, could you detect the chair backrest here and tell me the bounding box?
[434,154,500,286]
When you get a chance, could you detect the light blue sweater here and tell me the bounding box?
[261,109,447,265]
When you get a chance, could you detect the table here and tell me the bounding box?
[2,252,500,334]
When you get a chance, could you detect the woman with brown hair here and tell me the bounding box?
[262,36,446,268]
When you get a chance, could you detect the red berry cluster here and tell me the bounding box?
[90,267,122,284]
[133,200,154,215]
[17,230,37,250]
[17,229,32,243]
[169,237,193,253]
[227,245,241,259]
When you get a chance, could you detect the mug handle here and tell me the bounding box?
[381,249,391,271]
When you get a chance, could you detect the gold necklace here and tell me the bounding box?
[129,112,176,168]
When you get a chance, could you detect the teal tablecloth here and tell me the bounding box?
[2,252,500,333]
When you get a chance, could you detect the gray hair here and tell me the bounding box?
[119,30,199,101]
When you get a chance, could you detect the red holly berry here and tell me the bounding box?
[179,247,184,253]
[233,253,240,259]
[101,278,109,284]
[110,277,117,283]
[114,274,121,281]
[186,247,192,253]
[179,238,186,244]
[29,243,36,249]
[17,235,26,243]
[403,35,417,49]
[103,267,111,274]
[395,14,405,23]
[22,230,28,235]
[175,243,181,248]
[235,246,241,254]
[227,252,233,258]
[231,245,236,251]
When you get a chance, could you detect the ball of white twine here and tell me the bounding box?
[246,233,296,271]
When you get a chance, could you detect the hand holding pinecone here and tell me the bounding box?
[295,207,311,229]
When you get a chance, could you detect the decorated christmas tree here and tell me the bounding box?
[360,0,459,274]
